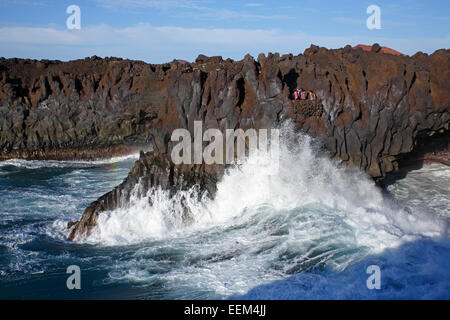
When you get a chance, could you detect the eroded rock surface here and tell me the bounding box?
[1,44,448,239]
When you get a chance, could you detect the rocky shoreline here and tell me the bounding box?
[1,44,448,240]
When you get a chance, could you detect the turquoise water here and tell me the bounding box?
[0,139,449,299]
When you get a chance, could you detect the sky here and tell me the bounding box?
[0,0,449,63]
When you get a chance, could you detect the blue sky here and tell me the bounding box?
[0,0,449,63]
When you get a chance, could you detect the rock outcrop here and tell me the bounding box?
[0,56,165,160]
[1,44,448,239]
[68,151,221,240]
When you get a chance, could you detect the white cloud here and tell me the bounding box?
[332,17,366,25]
[176,8,286,20]
[0,24,448,63]
[93,0,203,10]
[93,0,284,21]
[332,16,417,28]
[244,3,264,7]
[0,0,46,6]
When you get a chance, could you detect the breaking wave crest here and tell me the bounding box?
[0,154,139,169]
[87,122,446,255]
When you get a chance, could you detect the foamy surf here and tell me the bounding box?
[89,124,445,246]
[0,153,140,169]
[79,123,447,299]
[1,124,448,299]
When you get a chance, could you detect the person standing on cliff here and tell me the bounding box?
[300,88,306,100]
[296,88,302,100]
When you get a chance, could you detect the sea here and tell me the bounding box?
[0,127,449,299]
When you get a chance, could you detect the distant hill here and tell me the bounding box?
[353,44,407,56]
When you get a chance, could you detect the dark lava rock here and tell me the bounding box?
[68,151,222,240]
[1,44,448,239]
[371,43,382,53]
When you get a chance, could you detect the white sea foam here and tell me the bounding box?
[0,154,139,169]
[89,122,446,255]
[387,164,450,219]
[1,123,448,298]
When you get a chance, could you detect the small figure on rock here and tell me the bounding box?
[293,88,302,100]
[293,88,316,101]
[300,88,306,100]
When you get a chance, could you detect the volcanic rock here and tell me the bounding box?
[0,44,448,239]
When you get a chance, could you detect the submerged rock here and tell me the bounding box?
[0,45,448,239]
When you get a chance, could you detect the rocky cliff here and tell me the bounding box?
[0,56,165,160]
[1,44,448,240]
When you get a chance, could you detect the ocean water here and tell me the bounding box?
[0,128,449,300]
